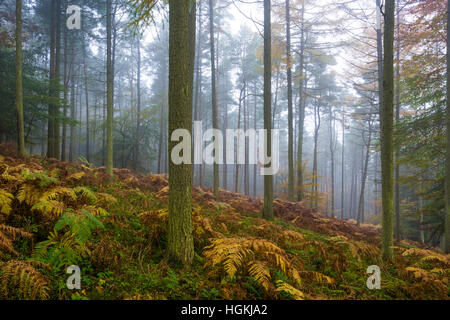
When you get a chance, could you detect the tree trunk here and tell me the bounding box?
[167,0,195,266]
[106,0,114,176]
[208,0,219,199]
[394,1,401,241]
[445,0,450,253]
[296,2,306,202]
[381,0,395,261]
[83,41,90,163]
[341,112,345,219]
[134,34,142,172]
[47,0,57,159]
[286,0,294,201]
[15,0,25,155]
[263,0,274,220]
[357,120,373,226]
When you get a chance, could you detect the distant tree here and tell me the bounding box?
[263,0,274,220]
[106,0,114,176]
[15,0,25,155]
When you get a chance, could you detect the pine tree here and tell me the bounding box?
[15,0,25,156]
[167,0,195,265]
[445,0,450,253]
[381,0,395,261]
[106,0,114,176]
[263,0,273,220]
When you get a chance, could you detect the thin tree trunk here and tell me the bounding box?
[381,0,395,261]
[341,112,345,219]
[106,0,114,176]
[263,0,274,220]
[15,0,25,155]
[83,41,90,162]
[445,0,450,253]
[394,1,401,241]
[286,0,294,201]
[296,2,306,202]
[134,34,142,172]
[357,120,373,226]
[208,0,219,199]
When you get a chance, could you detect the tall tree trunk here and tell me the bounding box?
[15,0,25,155]
[445,0,450,253]
[394,1,401,241]
[106,0,114,176]
[376,0,384,123]
[83,41,90,162]
[47,0,57,159]
[134,34,142,172]
[341,112,345,219]
[235,84,244,194]
[296,2,306,202]
[357,120,373,226]
[381,0,395,261]
[263,0,274,220]
[167,0,195,266]
[194,0,202,185]
[208,0,219,199]
[253,81,257,198]
[286,0,294,201]
[61,7,69,162]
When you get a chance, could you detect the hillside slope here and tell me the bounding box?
[0,144,448,300]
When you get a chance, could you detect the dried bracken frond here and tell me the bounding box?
[0,224,32,255]
[247,261,271,291]
[275,280,305,300]
[203,237,302,291]
[0,189,13,215]
[0,260,50,300]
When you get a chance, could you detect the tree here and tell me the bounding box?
[106,0,114,176]
[445,0,450,253]
[208,0,219,199]
[15,0,25,156]
[296,1,306,202]
[263,0,273,220]
[381,0,395,261]
[167,0,195,265]
[286,0,294,201]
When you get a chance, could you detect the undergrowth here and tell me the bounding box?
[0,145,448,300]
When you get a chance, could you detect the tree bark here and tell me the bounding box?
[106,0,114,176]
[381,0,395,261]
[15,0,25,155]
[286,0,294,201]
[263,0,274,220]
[296,2,306,202]
[167,0,195,266]
[445,0,450,253]
[208,0,219,199]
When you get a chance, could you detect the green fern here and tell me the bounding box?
[55,209,104,243]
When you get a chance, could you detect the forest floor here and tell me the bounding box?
[0,143,448,300]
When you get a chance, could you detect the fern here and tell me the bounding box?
[0,260,50,300]
[33,231,87,271]
[275,280,305,300]
[55,209,104,243]
[0,189,13,215]
[22,170,57,187]
[73,186,97,203]
[0,224,32,255]
[204,237,302,292]
[31,200,65,217]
